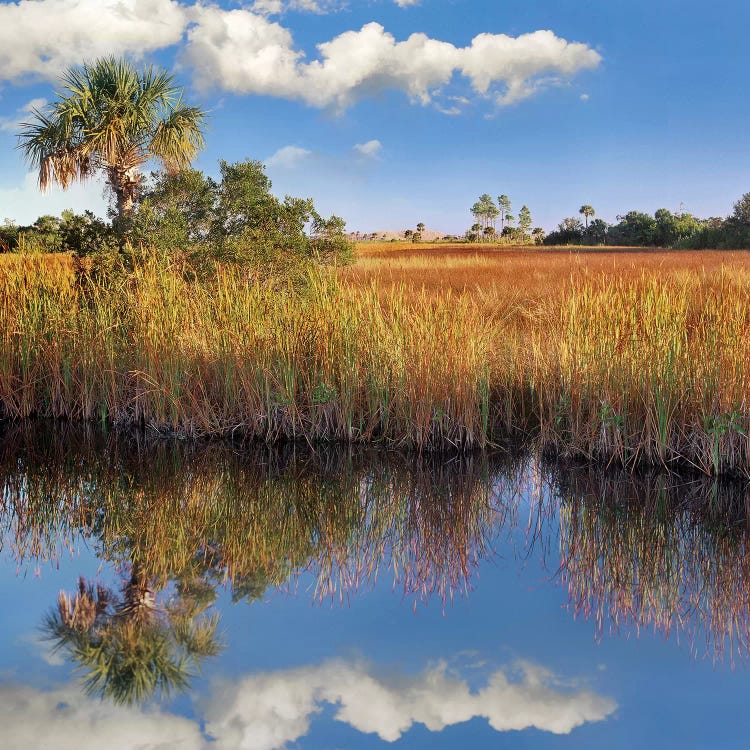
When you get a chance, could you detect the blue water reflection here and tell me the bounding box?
[1,426,749,748]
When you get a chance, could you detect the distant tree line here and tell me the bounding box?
[543,194,750,248]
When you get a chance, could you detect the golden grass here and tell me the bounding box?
[2,247,750,473]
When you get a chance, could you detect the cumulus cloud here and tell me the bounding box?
[0,1,601,113]
[353,139,383,159]
[0,0,188,82]
[186,20,601,111]
[204,659,617,750]
[0,683,204,750]
[266,144,313,168]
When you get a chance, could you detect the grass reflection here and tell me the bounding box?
[1,425,749,704]
[550,466,750,664]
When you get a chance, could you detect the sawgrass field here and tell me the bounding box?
[2,243,750,475]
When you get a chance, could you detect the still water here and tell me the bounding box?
[1,425,749,749]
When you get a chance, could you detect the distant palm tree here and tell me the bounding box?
[44,566,222,705]
[416,222,425,233]
[579,204,595,229]
[18,56,206,223]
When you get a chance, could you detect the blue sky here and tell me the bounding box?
[0,0,749,233]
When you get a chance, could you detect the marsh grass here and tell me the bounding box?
[2,249,750,472]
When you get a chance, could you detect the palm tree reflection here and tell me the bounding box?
[44,565,222,705]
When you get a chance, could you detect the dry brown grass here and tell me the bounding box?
[344,243,750,300]
[3,247,750,473]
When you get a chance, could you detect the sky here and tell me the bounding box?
[0,0,749,233]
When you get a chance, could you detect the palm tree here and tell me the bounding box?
[43,567,222,705]
[579,204,595,229]
[18,57,206,224]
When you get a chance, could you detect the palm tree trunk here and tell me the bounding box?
[109,167,140,224]
[122,562,156,624]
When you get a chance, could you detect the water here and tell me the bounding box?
[1,425,749,749]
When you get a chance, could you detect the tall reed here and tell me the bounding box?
[2,251,750,472]
[0,255,493,449]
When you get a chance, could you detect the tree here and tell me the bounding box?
[608,211,657,246]
[731,192,750,225]
[129,160,353,271]
[585,218,609,245]
[543,217,585,245]
[518,205,532,236]
[416,222,425,233]
[18,56,206,225]
[498,195,512,231]
[471,194,498,240]
[579,205,595,229]
[650,208,700,247]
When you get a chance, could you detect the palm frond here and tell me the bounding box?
[150,104,207,173]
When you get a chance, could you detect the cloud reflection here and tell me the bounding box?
[3,657,615,750]
[205,659,616,748]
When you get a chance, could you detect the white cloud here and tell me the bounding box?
[251,0,284,14]
[252,0,341,15]
[580,93,590,101]
[184,20,600,111]
[266,145,313,168]
[353,139,382,159]
[288,0,341,12]
[394,0,420,6]
[184,6,303,100]
[0,683,204,750]
[0,0,189,82]
[0,658,615,750]
[459,30,601,105]
[204,659,617,749]
[0,1,601,114]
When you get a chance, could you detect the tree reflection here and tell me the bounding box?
[0,426,524,703]
[43,564,222,704]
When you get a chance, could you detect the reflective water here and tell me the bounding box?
[2,426,750,749]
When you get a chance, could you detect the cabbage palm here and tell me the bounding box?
[579,204,595,229]
[18,56,206,223]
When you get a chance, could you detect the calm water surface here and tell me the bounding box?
[1,426,749,749]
